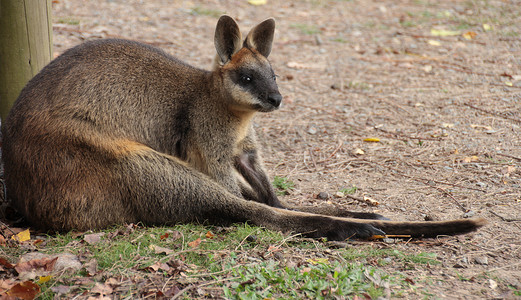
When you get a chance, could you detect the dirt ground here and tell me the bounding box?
[5,0,521,298]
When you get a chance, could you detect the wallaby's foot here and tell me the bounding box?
[302,216,386,240]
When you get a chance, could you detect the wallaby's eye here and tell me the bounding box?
[241,75,252,83]
[273,74,278,81]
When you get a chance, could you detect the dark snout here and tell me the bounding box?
[267,92,282,108]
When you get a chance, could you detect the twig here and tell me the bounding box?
[464,103,521,125]
[308,148,317,171]
[374,126,443,141]
[424,182,467,213]
[496,153,521,162]
[344,194,368,205]
[361,159,487,193]
[172,276,240,299]
[490,210,521,222]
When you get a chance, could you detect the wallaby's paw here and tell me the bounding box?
[328,222,385,240]
[304,217,386,241]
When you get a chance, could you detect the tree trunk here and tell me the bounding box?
[0,0,53,121]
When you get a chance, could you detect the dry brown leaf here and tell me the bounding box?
[83,233,105,245]
[205,231,215,239]
[463,156,479,163]
[0,279,16,291]
[187,238,202,248]
[91,282,113,296]
[150,244,174,255]
[363,196,379,206]
[84,259,98,276]
[6,281,40,300]
[146,261,170,273]
[15,257,58,274]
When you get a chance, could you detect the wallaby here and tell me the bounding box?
[1,16,486,240]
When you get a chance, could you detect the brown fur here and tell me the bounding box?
[1,16,486,239]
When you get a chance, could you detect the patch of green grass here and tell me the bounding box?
[332,37,348,43]
[190,6,223,18]
[8,223,448,299]
[272,176,295,196]
[56,17,80,25]
[339,186,358,194]
[347,81,372,90]
[291,23,322,35]
[223,260,387,299]
[400,20,416,28]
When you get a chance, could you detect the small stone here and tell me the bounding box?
[317,192,329,199]
[308,127,317,135]
[331,83,341,90]
[476,182,486,188]
[474,256,488,265]
[383,257,392,263]
[463,210,475,218]
[334,192,345,198]
[382,238,395,244]
[453,263,466,268]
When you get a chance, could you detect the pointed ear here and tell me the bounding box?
[214,15,242,65]
[244,18,275,58]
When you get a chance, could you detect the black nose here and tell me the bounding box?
[267,93,282,108]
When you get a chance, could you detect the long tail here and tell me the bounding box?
[364,217,487,238]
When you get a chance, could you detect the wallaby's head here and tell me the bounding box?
[214,15,282,113]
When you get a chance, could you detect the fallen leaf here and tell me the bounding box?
[205,231,214,239]
[363,137,380,142]
[483,23,492,31]
[428,40,441,46]
[187,238,202,248]
[50,285,71,295]
[505,81,513,86]
[248,0,267,5]
[83,233,105,245]
[150,244,174,255]
[442,123,454,128]
[489,279,498,289]
[462,31,477,40]
[18,252,81,275]
[171,230,182,241]
[431,28,460,36]
[38,275,52,284]
[0,257,15,269]
[463,156,479,163]
[470,124,493,131]
[15,257,58,274]
[146,261,171,273]
[11,229,30,242]
[363,196,379,206]
[160,233,169,240]
[0,279,16,291]
[353,148,365,155]
[6,281,40,300]
[91,282,113,296]
[166,258,188,276]
[84,259,98,276]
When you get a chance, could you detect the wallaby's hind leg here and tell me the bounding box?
[115,146,386,240]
